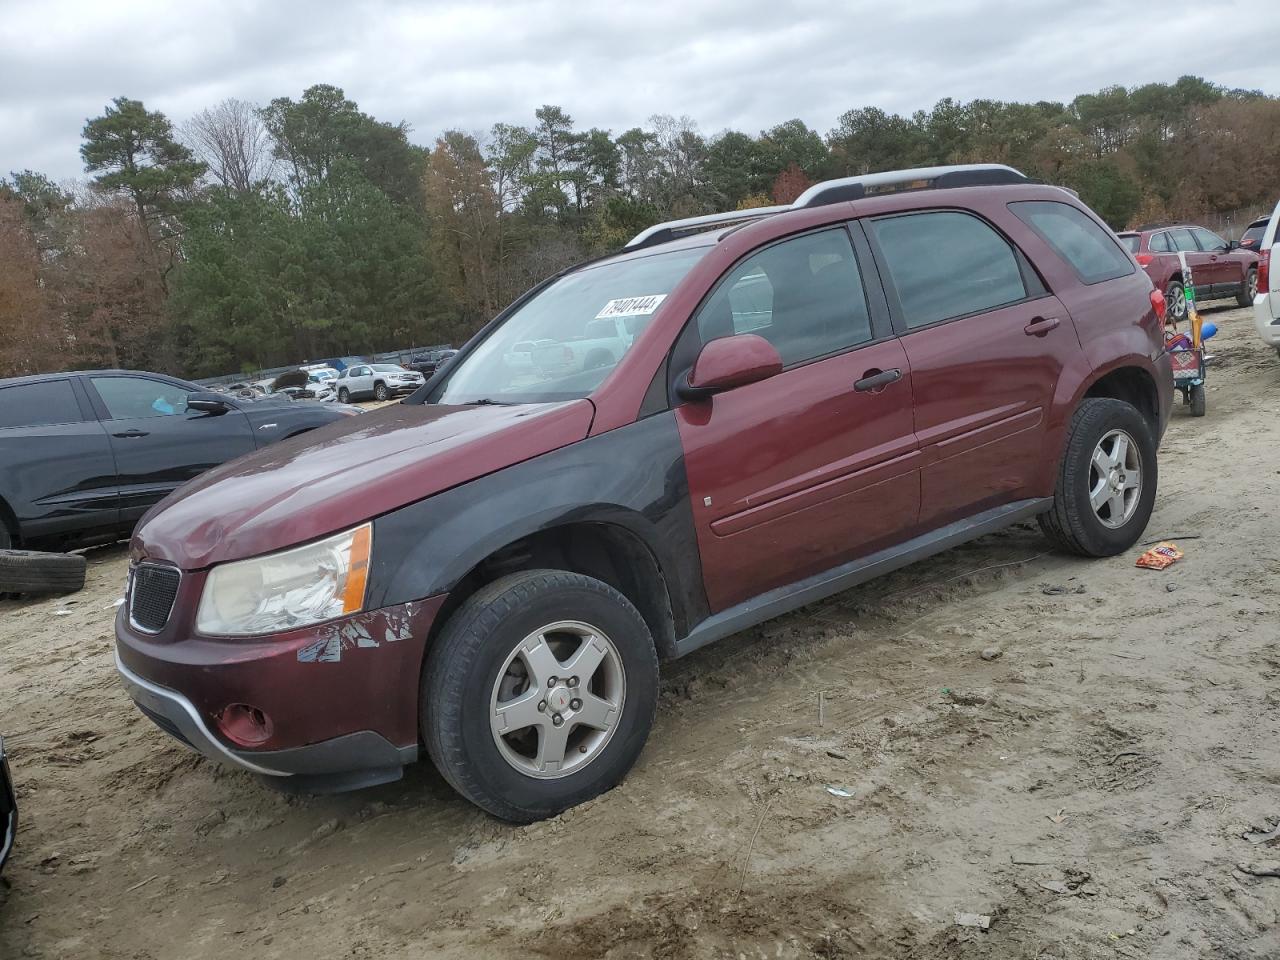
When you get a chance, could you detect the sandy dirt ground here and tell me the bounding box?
[2,304,1279,959]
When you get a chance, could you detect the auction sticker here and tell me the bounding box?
[595,294,667,319]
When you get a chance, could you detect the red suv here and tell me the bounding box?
[1118,223,1260,322]
[116,165,1173,821]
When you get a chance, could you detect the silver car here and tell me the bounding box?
[335,363,425,402]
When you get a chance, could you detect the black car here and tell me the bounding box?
[0,370,360,550]
[1239,216,1271,253]
[407,349,457,377]
[0,736,14,872]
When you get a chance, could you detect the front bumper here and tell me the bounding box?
[115,592,446,792]
[0,736,16,871]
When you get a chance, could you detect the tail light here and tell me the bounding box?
[1149,288,1167,323]
[1260,250,1270,293]
[1136,253,1155,266]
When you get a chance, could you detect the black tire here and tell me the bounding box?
[422,569,659,822]
[0,549,87,595]
[337,387,350,403]
[1165,279,1187,324]
[374,382,389,401]
[1189,382,1206,417]
[1038,398,1157,557]
[1238,268,1258,308]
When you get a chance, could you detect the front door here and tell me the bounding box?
[675,226,921,613]
[1190,227,1238,294]
[867,209,1082,528]
[1168,227,1216,295]
[85,374,257,524]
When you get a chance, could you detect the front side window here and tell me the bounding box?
[1192,227,1227,252]
[1010,200,1135,284]
[1169,228,1199,253]
[437,245,708,404]
[92,376,189,419]
[691,228,872,366]
[871,211,1028,329]
[0,380,83,429]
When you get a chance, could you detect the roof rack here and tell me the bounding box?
[624,164,1030,250]
[625,206,790,251]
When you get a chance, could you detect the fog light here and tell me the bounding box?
[217,703,274,747]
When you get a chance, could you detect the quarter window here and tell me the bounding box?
[1009,201,1135,284]
[870,211,1028,329]
[692,228,873,367]
[0,380,83,429]
[92,376,190,419]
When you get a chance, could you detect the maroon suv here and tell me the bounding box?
[116,164,1173,821]
[1118,223,1260,322]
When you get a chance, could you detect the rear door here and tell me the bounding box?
[347,365,372,398]
[867,207,1082,529]
[675,225,920,613]
[84,374,256,525]
[0,378,119,541]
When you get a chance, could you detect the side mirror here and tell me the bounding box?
[187,391,231,415]
[1228,239,1239,250]
[679,334,783,400]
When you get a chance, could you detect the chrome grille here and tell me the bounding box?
[129,563,181,633]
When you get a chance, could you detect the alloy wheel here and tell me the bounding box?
[1089,429,1142,529]
[489,620,625,779]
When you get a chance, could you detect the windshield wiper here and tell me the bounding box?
[466,398,512,406]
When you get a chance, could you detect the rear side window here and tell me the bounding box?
[693,228,873,366]
[1150,233,1173,253]
[870,211,1027,330]
[1242,223,1268,244]
[1010,201,1135,285]
[0,380,83,429]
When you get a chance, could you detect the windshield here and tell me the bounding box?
[436,246,708,404]
[1118,234,1140,253]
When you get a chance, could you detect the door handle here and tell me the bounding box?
[112,429,150,438]
[854,368,902,392]
[1023,316,1060,337]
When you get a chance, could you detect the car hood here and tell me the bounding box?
[133,400,596,569]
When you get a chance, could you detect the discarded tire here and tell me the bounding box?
[0,550,87,596]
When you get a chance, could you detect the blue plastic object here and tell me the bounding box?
[1200,322,1218,342]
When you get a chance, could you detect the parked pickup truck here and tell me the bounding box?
[532,316,639,376]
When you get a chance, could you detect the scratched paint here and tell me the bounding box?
[296,609,423,663]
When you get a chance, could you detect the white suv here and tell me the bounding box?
[335,363,425,402]
[1254,199,1280,355]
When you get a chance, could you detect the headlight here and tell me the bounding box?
[196,524,372,636]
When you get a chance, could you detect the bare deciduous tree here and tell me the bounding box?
[182,98,276,192]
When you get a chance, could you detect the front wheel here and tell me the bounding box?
[374,382,390,401]
[1039,398,1157,557]
[422,570,659,822]
[1238,268,1258,307]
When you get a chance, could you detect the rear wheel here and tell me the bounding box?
[1238,268,1258,307]
[1165,280,1187,324]
[1039,398,1157,557]
[338,387,350,403]
[422,570,659,822]
[374,382,390,401]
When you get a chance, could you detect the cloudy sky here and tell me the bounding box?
[3,0,1279,182]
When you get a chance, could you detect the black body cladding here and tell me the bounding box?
[366,411,710,652]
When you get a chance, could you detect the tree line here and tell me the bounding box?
[2,75,1278,380]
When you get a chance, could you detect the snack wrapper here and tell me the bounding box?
[1135,542,1183,570]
